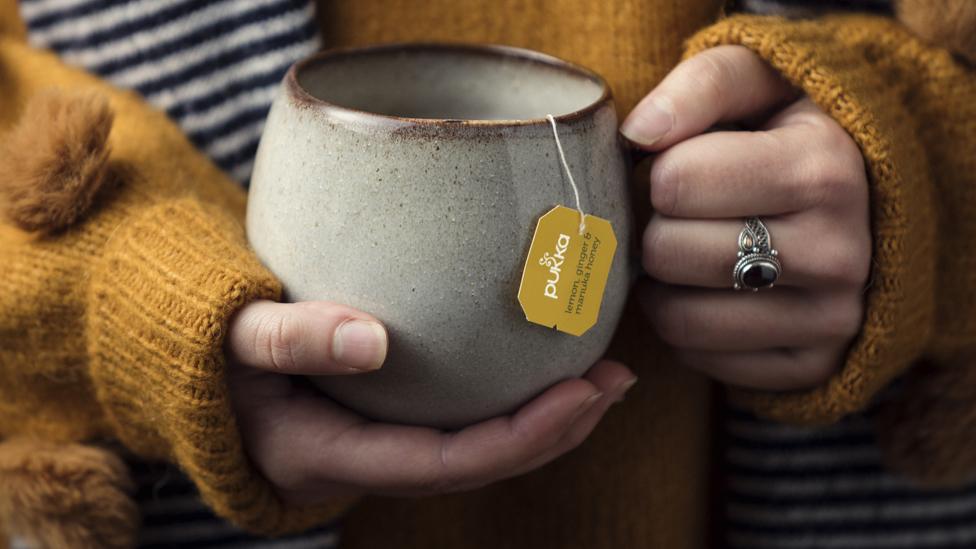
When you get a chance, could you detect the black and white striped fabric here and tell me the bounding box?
[738,0,891,17]
[19,0,321,185]
[130,460,339,548]
[725,406,976,549]
[17,0,336,546]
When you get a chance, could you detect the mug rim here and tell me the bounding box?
[285,42,614,127]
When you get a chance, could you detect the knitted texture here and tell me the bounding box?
[0,0,20,40]
[319,0,727,115]
[0,38,347,535]
[1,2,975,548]
[684,15,975,427]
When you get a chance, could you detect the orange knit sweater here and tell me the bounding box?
[0,1,974,547]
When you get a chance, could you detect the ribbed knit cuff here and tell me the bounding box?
[87,199,346,534]
[685,15,937,424]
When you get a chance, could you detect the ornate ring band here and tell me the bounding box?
[733,217,781,291]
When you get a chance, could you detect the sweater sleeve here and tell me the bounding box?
[683,14,976,425]
[0,0,22,40]
[0,38,348,534]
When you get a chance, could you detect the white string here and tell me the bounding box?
[546,114,586,235]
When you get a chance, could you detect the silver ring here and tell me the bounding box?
[733,217,781,291]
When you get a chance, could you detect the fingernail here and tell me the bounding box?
[576,392,603,417]
[333,320,387,371]
[614,377,639,403]
[620,96,673,147]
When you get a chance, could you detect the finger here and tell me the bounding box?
[401,369,623,494]
[238,364,633,503]
[509,362,637,478]
[648,101,868,218]
[672,344,848,391]
[638,281,863,353]
[642,215,871,290]
[226,300,388,375]
[621,45,797,151]
[258,373,608,497]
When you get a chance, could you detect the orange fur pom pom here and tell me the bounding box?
[0,439,138,549]
[897,0,976,64]
[0,89,114,233]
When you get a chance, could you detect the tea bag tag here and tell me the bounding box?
[518,115,617,336]
[518,206,617,336]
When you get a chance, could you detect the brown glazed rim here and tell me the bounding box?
[285,42,613,127]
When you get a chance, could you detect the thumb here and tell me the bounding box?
[226,300,388,375]
[620,45,796,151]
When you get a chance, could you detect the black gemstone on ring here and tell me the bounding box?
[742,261,778,289]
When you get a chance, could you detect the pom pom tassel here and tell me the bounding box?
[897,0,976,64]
[0,89,114,234]
[0,439,138,549]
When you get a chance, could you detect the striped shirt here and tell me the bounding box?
[738,0,891,17]
[20,0,321,185]
[130,460,339,548]
[724,405,976,549]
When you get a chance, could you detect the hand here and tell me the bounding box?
[225,300,636,504]
[621,45,871,391]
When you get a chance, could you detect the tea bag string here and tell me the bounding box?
[546,114,586,235]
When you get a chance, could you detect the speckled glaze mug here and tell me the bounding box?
[247,44,634,428]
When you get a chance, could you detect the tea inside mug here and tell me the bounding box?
[295,46,605,121]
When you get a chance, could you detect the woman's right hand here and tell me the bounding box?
[225,300,636,504]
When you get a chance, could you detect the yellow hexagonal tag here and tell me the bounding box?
[517,205,617,336]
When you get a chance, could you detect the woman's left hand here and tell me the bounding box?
[621,45,871,391]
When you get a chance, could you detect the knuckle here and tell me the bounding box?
[755,128,787,151]
[798,165,847,209]
[684,51,735,106]
[683,46,755,109]
[820,119,862,163]
[641,220,677,282]
[801,124,866,207]
[415,442,462,495]
[256,312,302,371]
[649,156,681,215]
[641,216,688,284]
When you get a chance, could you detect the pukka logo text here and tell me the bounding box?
[539,233,571,300]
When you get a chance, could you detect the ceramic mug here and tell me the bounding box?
[247,44,634,429]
